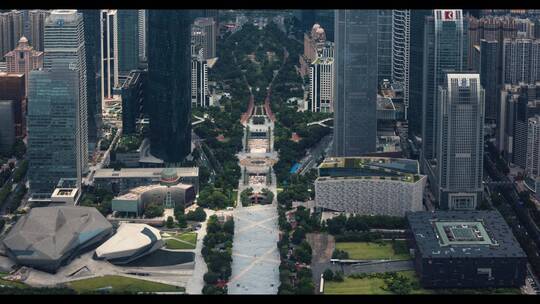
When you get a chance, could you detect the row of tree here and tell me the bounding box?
[201,215,235,295]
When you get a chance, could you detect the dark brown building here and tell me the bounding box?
[0,72,26,138]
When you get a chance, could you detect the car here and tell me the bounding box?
[226,207,234,211]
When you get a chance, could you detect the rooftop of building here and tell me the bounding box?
[93,167,198,179]
[407,211,527,259]
[113,183,193,201]
[319,157,419,173]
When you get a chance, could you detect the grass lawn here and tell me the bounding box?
[325,271,431,295]
[164,232,197,250]
[0,272,28,289]
[67,275,184,294]
[324,276,391,295]
[232,190,238,206]
[324,271,521,295]
[335,241,411,260]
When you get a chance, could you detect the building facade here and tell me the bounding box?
[314,157,426,216]
[0,10,23,61]
[44,10,89,174]
[0,72,25,138]
[146,10,192,163]
[121,69,146,135]
[422,9,466,167]
[480,39,500,121]
[309,55,334,113]
[502,38,540,85]
[5,36,43,97]
[436,73,485,210]
[333,10,378,156]
[526,115,540,176]
[193,17,216,60]
[138,10,146,62]
[100,9,119,108]
[391,9,410,118]
[118,9,140,72]
[0,100,15,155]
[27,59,82,194]
[28,10,50,52]
[407,211,527,289]
[191,46,209,108]
[377,10,393,84]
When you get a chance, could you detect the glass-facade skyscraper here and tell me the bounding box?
[28,59,81,194]
[146,10,192,163]
[436,73,484,210]
[44,10,89,174]
[118,9,140,72]
[377,10,393,84]
[422,9,466,166]
[333,10,378,156]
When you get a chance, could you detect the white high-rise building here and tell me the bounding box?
[138,9,146,62]
[44,10,88,174]
[191,45,209,107]
[526,115,540,176]
[391,9,410,118]
[437,73,485,210]
[310,55,334,113]
[100,9,119,110]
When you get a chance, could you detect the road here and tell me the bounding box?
[298,134,333,175]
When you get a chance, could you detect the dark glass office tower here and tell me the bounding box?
[146,10,192,163]
[118,9,139,72]
[408,10,431,138]
[82,10,101,145]
[422,10,465,165]
[480,39,500,121]
[377,10,393,84]
[333,10,378,156]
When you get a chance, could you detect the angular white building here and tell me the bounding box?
[315,157,426,216]
[95,223,163,264]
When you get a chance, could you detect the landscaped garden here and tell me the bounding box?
[163,232,197,250]
[67,275,184,294]
[334,241,410,261]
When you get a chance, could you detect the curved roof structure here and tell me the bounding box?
[95,223,163,264]
[2,206,112,273]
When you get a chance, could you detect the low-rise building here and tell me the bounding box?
[94,223,163,264]
[92,167,198,194]
[407,211,527,288]
[315,157,426,216]
[111,168,197,217]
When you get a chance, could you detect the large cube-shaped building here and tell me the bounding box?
[407,211,527,288]
[315,157,426,216]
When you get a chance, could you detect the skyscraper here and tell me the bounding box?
[333,10,378,156]
[526,115,540,176]
[479,39,500,121]
[0,72,25,138]
[147,10,192,163]
[118,9,139,72]
[100,9,119,105]
[191,46,209,108]
[377,10,392,84]
[193,17,216,60]
[391,9,410,118]
[437,73,485,210]
[82,9,100,144]
[0,10,24,60]
[44,10,88,174]
[422,9,466,167]
[138,10,146,62]
[28,10,49,52]
[0,100,15,155]
[310,53,334,113]
[5,36,44,96]
[502,38,540,85]
[28,59,81,194]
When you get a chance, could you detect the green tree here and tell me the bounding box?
[144,203,164,218]
[166,216,174,228]
[177,214,188,228]
[323,269,334,281]
[186,207,207,222]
